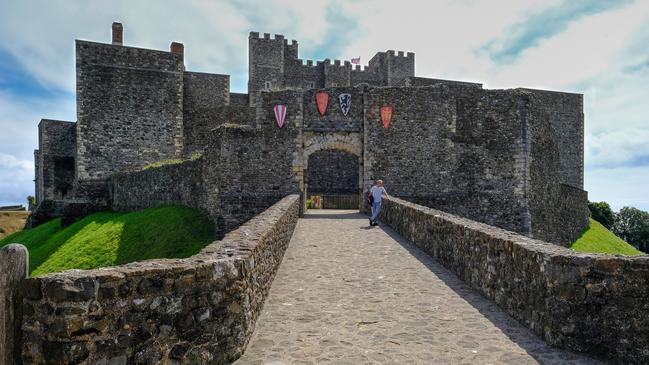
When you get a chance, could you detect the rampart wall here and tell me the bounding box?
[380,196,649,364]
[20,195,300,365]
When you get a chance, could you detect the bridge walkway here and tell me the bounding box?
[236,210,601,364]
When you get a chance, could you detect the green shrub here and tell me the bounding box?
[588,201,615,229]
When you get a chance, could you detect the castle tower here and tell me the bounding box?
[386,50,415,86]
[248,32,291,106]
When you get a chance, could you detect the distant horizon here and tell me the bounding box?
[1,0,648,211]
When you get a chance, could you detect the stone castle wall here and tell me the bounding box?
[35,26,588,245]
[401,76,482,89]
[364,86,532,235]
[20,195,300,365]
[302,87,363,132]
[35,119,76,203]
[111,120,300,238]
[110,159,205,213]
[525,93,590,244]
[380,196,649,364]
[183,71,230,109]
[523,88,584,189]
[75,40,185,180]
[181,72,231,156]
[205,122,300,236]
[253,84,588,244]
[182,105,255,157]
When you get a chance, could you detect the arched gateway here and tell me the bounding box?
[306,149,360,209]
[296,131,364,210]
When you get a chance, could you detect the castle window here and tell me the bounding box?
[264,81,272,90]
[308,81,315,89]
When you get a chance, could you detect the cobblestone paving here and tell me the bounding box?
[236,210,603,365]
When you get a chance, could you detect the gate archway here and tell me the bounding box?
[305,149,360,209]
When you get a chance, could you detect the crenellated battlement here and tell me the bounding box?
[249,31,296,43]
[385,50,415,60]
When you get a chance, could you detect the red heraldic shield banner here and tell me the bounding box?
[315,91,329,116]
[274,104,287,128]
[380,106,393,129]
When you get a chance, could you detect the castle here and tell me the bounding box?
[33,22,589,244]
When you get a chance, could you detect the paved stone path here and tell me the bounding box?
[235,210,602,365]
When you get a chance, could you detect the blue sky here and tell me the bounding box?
[0,0,648,211]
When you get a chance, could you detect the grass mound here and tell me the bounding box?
[0,210,30,239]
[570,218,644,256]
[0,206,214,276]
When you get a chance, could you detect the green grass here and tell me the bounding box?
[570,218,644,256]
[0,206,214,276]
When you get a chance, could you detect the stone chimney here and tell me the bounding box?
[112,22,123,45]
[170,42,184,56]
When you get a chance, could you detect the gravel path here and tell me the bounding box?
[235,210,602,365]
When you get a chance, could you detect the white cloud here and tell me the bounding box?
[0,91,74,205]
[586,128,649,168]
[0,153,32,171]
[0,152,35,206]
[586,166,649,211]
[0,91,75,160]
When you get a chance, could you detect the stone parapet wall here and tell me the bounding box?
[110,159,205,213]
[21,194,300,365]
[380,196,649,364]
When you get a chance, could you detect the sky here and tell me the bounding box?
[0,0,648,210]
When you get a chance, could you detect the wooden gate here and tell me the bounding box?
[318,194,359,209]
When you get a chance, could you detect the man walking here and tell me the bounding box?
[369,179,388,226]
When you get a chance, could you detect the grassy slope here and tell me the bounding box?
[0,206,214,276]
[570,218,643,255]
[0,211,30,239]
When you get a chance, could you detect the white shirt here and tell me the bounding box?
[371,186,386,203]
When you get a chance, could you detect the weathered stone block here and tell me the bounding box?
[0,244,29,365]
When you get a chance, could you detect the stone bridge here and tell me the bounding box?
[236,210,601,365]
[4,195,649,364]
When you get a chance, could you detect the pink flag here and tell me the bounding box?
[351,57,360,65]
[274,104,287,128]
